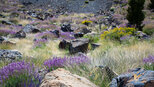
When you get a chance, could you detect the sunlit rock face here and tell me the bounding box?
[19,0,113,13]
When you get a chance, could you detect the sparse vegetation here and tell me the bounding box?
[0,0,154,87]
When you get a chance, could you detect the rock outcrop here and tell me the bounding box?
[110,68,154,87]
[14,30,26,38]
[61,23,73,32]
[40,68,98,87]
[23,24,41,33]
[0,50,22,60]
[69,38,89,54]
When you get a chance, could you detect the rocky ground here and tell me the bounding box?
[0,0,154,87]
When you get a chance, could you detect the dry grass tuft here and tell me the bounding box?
[89,40,154,74]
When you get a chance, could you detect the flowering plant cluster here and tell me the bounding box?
[0,29,16,36]
[81,20,93,26]
[0,61,41,87]
[143,55,154,64]
[143,55,154,70]
[34,31,55,48]
[60,32,75,40]
[44,55,90,71]
[101,27,136,41]
[34,38,48,48]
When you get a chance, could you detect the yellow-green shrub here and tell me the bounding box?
[101,27,136,41]
[81,20,92,26]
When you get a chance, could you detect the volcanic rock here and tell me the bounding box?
[69,38,89,54]
[14,30,26,38]
[23,24,41,33]
[110,68,154,87]
[61,23,73,32]
[0,50,22,60]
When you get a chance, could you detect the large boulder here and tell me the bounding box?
[69,38,89,54]
[40,68,98,87]
[110,68,154,87]
[0,50,22,60]
[23,24,41,33]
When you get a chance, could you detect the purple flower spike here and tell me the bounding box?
[143,55,154,64]
[44,55,90,70]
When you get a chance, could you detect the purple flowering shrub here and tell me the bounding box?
[34,31,54,48]
[0,29,16,36]
[34,38,48,48]
[143,55,154,70]
[44,55,90,71]
[60,32,75,40]
[0,61,42,87]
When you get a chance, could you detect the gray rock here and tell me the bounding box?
[74,32,84,38]
[36,12,48,20]
[1,20,14,25]
[91,43,100,50]
[14,30,26,38]
[81,28,91,34]
[110,68,154,87]
[59,39,70,49]
[50,30,60,38]
[0,36,5,43]
[23,24,41,33]
[61,23,73,32]
[69,38,89,54]
[0,14,5,18]
[0,50,22,60]
[136,31,149,39]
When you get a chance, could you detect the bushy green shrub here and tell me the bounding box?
[127,0,145,31]
[101,27,136,41]
[143,28,154,36]
[83,34,99,43]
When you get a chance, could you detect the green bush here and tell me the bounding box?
[143,28,154,35]
[127,0,145,31]
[83,34,99,43]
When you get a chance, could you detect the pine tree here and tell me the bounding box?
[149,0,154,9]
[126,0,145,31]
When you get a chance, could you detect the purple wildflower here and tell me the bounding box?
[34,38,48,48]
[0,29,16,35]
[0,61,42,87]
[0,61,33,81]
[120,35,131,41]
[35,31,54,38]
[60,31,75,40]
[44,55,90,71]
[143,55,154,64]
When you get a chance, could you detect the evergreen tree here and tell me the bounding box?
[126,0,145,31]
[149,0,154,9]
